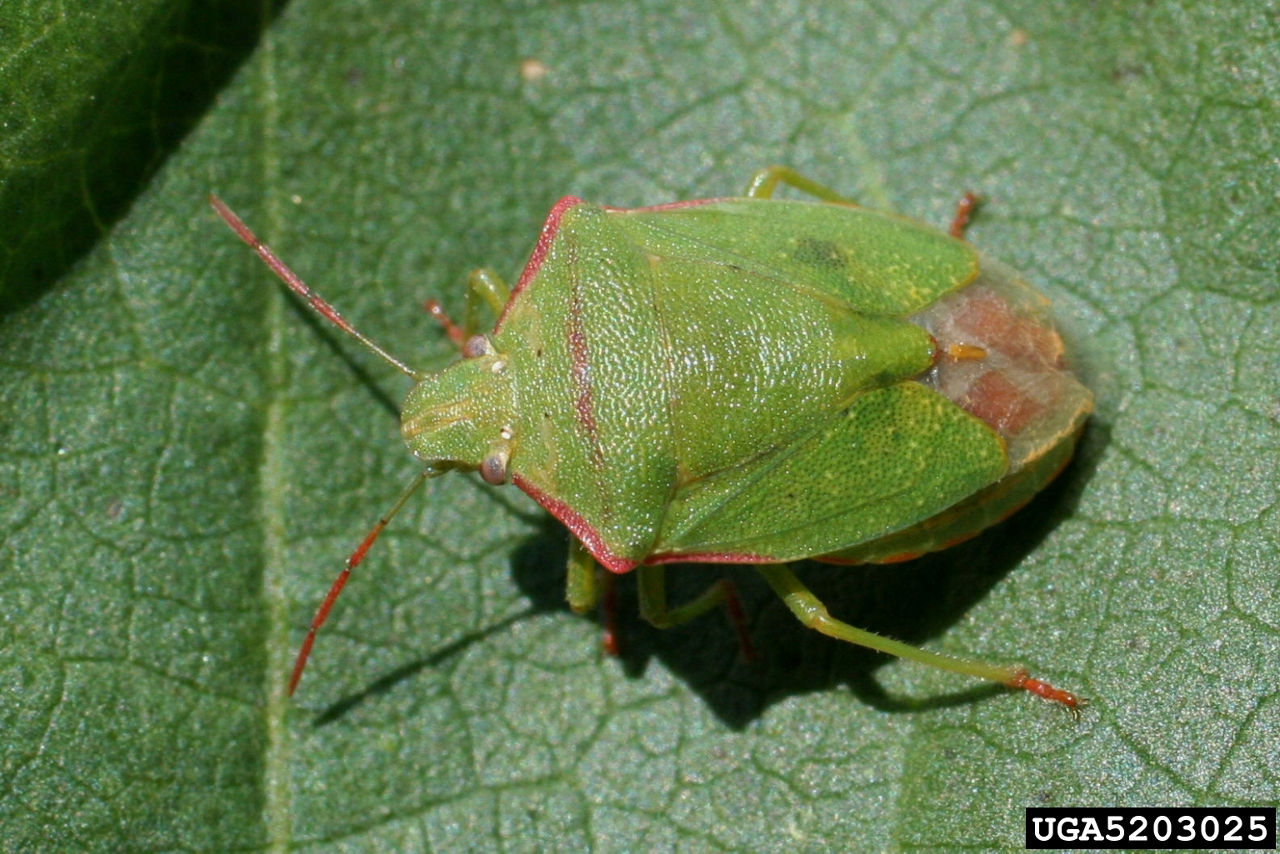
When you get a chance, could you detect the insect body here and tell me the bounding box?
[212,167,1092,712]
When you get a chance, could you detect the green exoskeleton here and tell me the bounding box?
[212,167,1092,713]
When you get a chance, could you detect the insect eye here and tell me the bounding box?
[463,335,490,358]
[480,452,508,485]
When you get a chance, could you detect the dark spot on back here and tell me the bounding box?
[790,237,849,271]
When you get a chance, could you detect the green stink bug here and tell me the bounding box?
[211,166,1093,712]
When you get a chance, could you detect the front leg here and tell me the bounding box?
[424,267,513,347]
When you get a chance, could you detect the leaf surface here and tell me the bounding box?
[2,1,1277,849]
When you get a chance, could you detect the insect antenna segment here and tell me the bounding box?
[287,468,439,695]
[210,194,444,694]
[209,194,420,380]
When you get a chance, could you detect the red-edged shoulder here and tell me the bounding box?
[495,195,737,330]
[511,473,638,574]
[513,475,780,572]
[496,195,585,330]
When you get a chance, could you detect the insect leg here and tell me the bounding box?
[742,168,986,241]
[423,269,511,347]
[743,166,858,204]
[599,571,621,656]
[637,566,757,660]
[565,537,598,614]
[757,564,1085,715]
[948,192,982,239]
[564,539,625,655]
[464,268,510,332]
[423,299,468,347]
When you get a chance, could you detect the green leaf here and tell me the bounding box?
[3,0,1277,849]
[0,0,278,311]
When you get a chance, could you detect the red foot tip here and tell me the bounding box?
[1008,671,1087,720]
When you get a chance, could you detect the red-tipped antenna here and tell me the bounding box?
[209,194,419,380]
[210,194,439,695]
[288,468,437,695]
